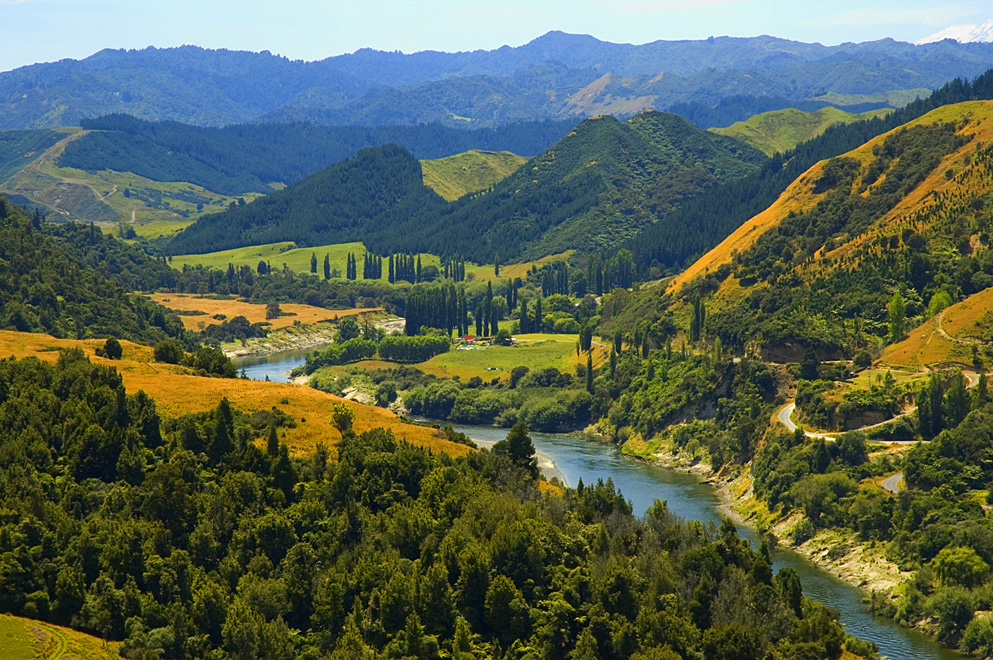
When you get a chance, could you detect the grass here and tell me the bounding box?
[0,330,468,458]
[465,251,573,284]
[170,241,441,281]
[711,107,892,156]
[0,613,119,660]
[415,333,608,382]
[172,239,573,285]
[146,292,378,331]
[421,150,527,201]
[879,286,993,370]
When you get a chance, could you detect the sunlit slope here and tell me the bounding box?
[421,150,527,200]
[879,286,993,370]
[711,106,892,156]
[0,613,119,660]
[0,331,462,457]
[671,100,993,295]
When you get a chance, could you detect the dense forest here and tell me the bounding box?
[167,112,765,261]
[0,348,875,660]
[56,116,578,193]
[0,196,186,343]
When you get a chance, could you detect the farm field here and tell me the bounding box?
[146,292,378,331]
[171,240,572,283]
[170,241,440,280]
[415,333,608,381]
[0,613,119,660]
[0,330,464,457]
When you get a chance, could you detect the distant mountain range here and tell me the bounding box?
[4,31,993,129]
[917,19,993,45]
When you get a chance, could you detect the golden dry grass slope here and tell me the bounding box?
[146,293,378,331]
[0,613,119,660]
[421,150,528,201]
[670,100,993,296]
[879,286,993,370]
[0,331,464,458]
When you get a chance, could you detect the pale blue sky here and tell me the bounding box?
[1,0,990,72]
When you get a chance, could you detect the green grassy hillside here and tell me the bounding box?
[420,150,527,200]
[0,129,254,237]
[172,240,439,280]
[711,106,892,156]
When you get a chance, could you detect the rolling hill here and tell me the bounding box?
[4,33,993,129]
[711,106,893,156]
[0,116,575,229]
[420,150,529,201]
[673,99,993,360]
[167,111,767,261]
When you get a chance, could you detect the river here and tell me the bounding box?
[232,346,320,383]
[246,350,962,660]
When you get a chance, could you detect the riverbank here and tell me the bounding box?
[711,467,910,595]
[223,323,336,358]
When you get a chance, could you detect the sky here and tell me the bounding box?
[1,0,991,72]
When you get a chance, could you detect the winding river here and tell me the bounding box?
[239,350,962,660]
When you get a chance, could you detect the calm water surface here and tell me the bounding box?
[247,350,962,660]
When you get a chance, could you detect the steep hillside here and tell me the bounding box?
[3,34,993,128]
[166,144,449,255]
[168,112,766,261]
[421,150,528,200]
[679,100,993,359]
[627,69,993,275]
[0,196,185,343]
[878,286,993,370]
[711,106,893,156]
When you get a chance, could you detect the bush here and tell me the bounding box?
[153,339,185,364]
[103,337,123,360]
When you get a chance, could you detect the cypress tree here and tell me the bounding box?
[416,255,422,283]
[323,254,331,280]
[310,252,317,274]
[610,348,617,378]
[267,423,279,457]
[535,298,543,333]
[389,255,395,283]
[475,302,483,337]
[586,353,594,394]
[519,298,528,333]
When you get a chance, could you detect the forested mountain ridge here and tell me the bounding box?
[165,144,450,255]
[0,195,185,342]
[625,68,993,275]
[675,100,993,358]
[167,111,766,260]
[4,33,993,128]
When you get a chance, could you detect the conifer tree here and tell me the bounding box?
[323,254,331,280]
[586,353,594,394]
[310,252,317,274]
